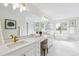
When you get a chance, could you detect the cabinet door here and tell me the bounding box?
[25,49,35,56]
[35,42,40,56]
[48,36,53,48]
[24,43,36,56]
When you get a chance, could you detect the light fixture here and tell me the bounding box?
[12,3,19,10]
[42,16,48,22]
[13,4,17,10]
[20,7,23,12]
[19,3,26,12]
[4,3,9,7]
[15,3,19,8]
[22,6,26,11]
[56,23,60,29]
[3,3,27,13]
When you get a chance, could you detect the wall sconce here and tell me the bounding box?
[4,3,9,7]
[19,4,26,12]
[12,3,19,10]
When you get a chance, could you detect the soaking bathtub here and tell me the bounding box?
[47,34,79,56]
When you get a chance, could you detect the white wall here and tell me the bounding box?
[0,4,22,42]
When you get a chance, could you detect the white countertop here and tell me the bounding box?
[0,34,48,56]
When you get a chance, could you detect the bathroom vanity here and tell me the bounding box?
[4,41,40,56]
[0,34,48,56]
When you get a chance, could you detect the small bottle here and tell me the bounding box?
[39,31,42,36]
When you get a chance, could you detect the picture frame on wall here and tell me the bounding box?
[5,19,16,29]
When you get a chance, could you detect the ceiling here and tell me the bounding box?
[32,3,79,20]
[0,3,79,22]
[0,3,43,22]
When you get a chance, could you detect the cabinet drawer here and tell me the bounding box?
[4,43,36,56]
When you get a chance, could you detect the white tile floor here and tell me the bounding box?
[47,40,79,56]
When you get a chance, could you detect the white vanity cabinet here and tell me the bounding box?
[4,41,40,56]
[25,41,40,56]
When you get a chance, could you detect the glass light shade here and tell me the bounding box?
[15,3,19,8]
[12,3,20,10]
[42,16,48,22]
[56,23,60,29]
[22,6,26,11]
[43,16,48,21]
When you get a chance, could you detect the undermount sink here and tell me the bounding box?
[6,40,28,48]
